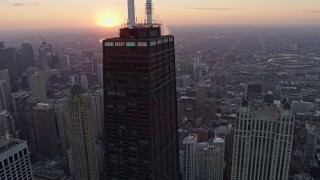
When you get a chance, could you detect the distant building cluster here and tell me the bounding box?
[1,1,320,179]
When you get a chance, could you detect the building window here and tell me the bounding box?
[163,38,169,43]
[115,42,125,46]
[108,91,116,95]
[137,42,148,47]
[107,104,114,108]
[126,42,136,47]
[117,92,126,96]
[105,42,114,46]
[157,40,162,45]
[150,41,157,46]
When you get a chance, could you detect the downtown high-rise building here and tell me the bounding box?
[0,111,17,138]
[38,41,51,69]
[231,95,294,180]
[19,43,35,72]
[97,64,103,86]
[0,69,11,98]
[80,74,88,90]
[29,71,47,102]
[183,134,198,180]
[205,137,225,180]
[0,137,33,180]
[0,47,19,83]
[12,91,30,141]
[0,80,9,111]
[53,98,70,156]
[67,85,99,180]
[31,103,59,157]
[90,89,104,140]
[103,0,179,179]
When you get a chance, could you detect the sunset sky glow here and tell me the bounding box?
[1,0,320,29]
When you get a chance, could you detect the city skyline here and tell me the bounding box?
[1,0,320,29]
[1,0,320,179]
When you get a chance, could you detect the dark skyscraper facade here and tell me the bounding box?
[103,1,179,178]
[0,47,19,82]
[20,43,35,71]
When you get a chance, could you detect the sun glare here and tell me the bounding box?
[95,11,120,27]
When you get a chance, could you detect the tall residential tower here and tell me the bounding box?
[103,0,179,179]
[231,95,294,180]
[67,85,99,180]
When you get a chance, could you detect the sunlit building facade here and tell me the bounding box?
[67,85,99,180]
[231,96,294,180]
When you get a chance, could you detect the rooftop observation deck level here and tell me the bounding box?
[119,23,162,39]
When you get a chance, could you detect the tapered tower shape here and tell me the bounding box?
[103,0,180,179]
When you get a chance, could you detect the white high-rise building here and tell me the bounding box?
[0,137,33,180]
[80,74,88,90]
[29,71,47,102]
[90,89,104,140]
[183,134,198,180]
[67,85,99,180]
[231,95,294,180]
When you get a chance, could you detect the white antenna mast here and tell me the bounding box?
[127,0,135,29]
[146,0,153,27]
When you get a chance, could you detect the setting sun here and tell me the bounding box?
[95,10,121,27]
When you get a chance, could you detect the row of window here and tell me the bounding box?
[105,37,173,47]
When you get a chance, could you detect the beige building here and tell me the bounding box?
[67,85,99,180]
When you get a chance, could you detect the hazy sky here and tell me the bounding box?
[1,0,320,29]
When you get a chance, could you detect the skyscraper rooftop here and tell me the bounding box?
[70,84,86,94]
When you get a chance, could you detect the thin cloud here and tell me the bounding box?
[11,2,41,6]
[184,7,244,11]
[167,7,244,11]
[300,10,320,14]
[12,3,25,6]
